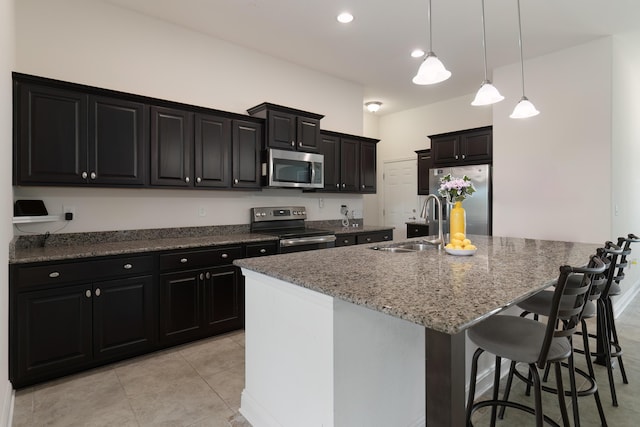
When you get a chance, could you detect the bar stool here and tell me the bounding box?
[466,254,605,427]
[590,233,639,406]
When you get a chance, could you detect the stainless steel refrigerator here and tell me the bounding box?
[427,164,492,236]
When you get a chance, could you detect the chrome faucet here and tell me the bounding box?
[420,194,444,248]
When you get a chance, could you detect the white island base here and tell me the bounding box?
[240,270,426,427]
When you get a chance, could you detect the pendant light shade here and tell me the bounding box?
[510,96,539,118]
[471,0,503,106]
[413,0,451,85]
[472,81,504,106]
[413,53,451,85]
[511,0,539,118]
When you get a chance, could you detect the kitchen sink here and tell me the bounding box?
[370,241,438,253]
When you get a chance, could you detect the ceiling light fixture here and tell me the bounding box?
[411,49,425,58]
[471,0,504,106]
[337,12,354,24]
[365,101,382,113]
[510,0,539,119]
[412,0,451,85]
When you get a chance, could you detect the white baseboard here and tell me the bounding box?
[239,389,284,427]
[0,381,14,427]
[613,278,640,317]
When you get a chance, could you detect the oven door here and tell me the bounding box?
[279,235,336,253]
[267,148,324,189]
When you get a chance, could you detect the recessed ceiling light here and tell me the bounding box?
[411,49,425,58]
[337,12,354,24]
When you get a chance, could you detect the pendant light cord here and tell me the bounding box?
[480,0,488,81]
[516,0,526,96]
[427,0,433,53]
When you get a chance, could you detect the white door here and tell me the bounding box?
[383,159,419,241]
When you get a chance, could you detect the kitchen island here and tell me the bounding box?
[234,235,599,427]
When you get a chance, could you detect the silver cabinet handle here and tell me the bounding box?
[123,263,132,269]
[298,141,302,147]
[221,253,229,259]
[199,273,204,280]
[81,171,88,179]
[90,171,96,179]
[196,177,202,183]
[95,288,101,297]
[462,154,466,159]
[260,248,267,254]
[291,141,295,147]
[366,238,372,242]
[185,176,190,183]
[384,235,390,240]
[336,183,339,188]
[362,184,365,189]
[205,272,211,279]
[455,155,459,159]
[342,183,346,188]
[85,290,91,298]
[180,258,188,263]
[343,239,349,244]
[234,179,239,184]
[49,271,60,278]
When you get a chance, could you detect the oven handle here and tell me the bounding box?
[280,235,336,247]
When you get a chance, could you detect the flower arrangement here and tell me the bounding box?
[438,174,476,203]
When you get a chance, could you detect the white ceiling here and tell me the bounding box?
[106,0,640,115]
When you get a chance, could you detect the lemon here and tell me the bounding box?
[462,238,472,246]
[453,232,466,240]
[450,238,463,246]
[445,243,454,249]
[466,244,477,250]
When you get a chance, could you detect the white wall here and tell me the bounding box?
[611,30,640,293]
[492,38,612,245]
[1,0,15,422]
[370,95,492,226]
[13,0,367,233]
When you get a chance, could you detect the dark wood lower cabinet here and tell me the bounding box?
[160,265,242,346]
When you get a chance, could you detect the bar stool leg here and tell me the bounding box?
[581,318,608,425]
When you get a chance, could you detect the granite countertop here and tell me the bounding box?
[234,235,600,334]
[9,224,394,264]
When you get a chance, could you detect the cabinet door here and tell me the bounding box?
[194,113,231,188]
[159,269,202,345]
[15,284,92,385]
[319,133,341,191]
[203,266,243,335]
[460,129,492,164]
[431,135,459,165]
[359,141,377,193]
[340,138,360,192]
[93,275,156,361]
[89,96,147,186]
[150,106,193,187]
[407,223,430,238]
[232,120,262,189]
[17,83,88,185]
[296,116,320,152]
[267,110,296,150]
[417,150,432,195]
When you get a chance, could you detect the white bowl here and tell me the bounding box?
[444,247,477,256]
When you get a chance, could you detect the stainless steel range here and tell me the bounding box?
[250,206,336,253]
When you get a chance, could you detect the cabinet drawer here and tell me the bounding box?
[407,224,429,238]
[160,246,243,271]
[335,234,356,247]
[245,242,278,258]
[14,255,154,289]
[356,231,393,245]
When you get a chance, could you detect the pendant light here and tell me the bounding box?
[510,0,539,118]
[412,0,451,85]
[471,0,504,106]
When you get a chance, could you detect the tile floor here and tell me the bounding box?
[12,292,640,426]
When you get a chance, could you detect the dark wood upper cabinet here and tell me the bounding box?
[247,102,323,152]
[319,131,378,193]
[89,96,147,186]
[430,126,492,166]
[232,120,262,189]
[15,78,147,187]
[416,149,432,195]
[150,106,194,187]
[16,83,89,185]
[194,113,231,188]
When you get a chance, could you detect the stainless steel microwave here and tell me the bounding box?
[263,148,324,189]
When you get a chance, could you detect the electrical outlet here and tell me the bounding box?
[198,207,206,217]
[318,198,325,209]
[340,205,348,215]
